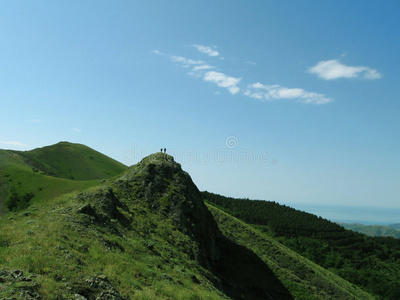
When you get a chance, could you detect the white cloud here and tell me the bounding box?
[151,50,161,55]
[309,59,382,80]
[192,64,214,72]
[0,141,27,147]
[73,128,82,133]
[193,45,219,57]
[171,55,204,68]
[156,46,334,105]
[245,82,332,104]
[204,71,241,95]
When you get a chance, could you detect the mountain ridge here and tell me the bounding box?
[6,141,128,180]
[0,145,293,299]
[338,222,400,238]
[203,191,400,299]
[0,142,128,213]
[0,142,388,299]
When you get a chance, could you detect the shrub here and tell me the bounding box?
[6,188,35,211]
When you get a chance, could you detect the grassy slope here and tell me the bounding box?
[0,146,383,299]
[207,203,374,300]
[12,141,128,180]
[203,192,400,299]
[0,149,26,169]
[0,142,128,214]
[339,222,400,238]
[1,164,101,207]
[0,187,226,299]
[0,153,292,299]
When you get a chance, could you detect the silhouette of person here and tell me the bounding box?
[164,148,166,153]
[160,148,163,153]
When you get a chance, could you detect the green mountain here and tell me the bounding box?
[0,148,293,299]
[0,142,388,299]
[0,142,128,214]
[388,223,400,230]
[203,192,400,299]
[207,204,373,300]
[338,222,400,238]
[2,141,128,180]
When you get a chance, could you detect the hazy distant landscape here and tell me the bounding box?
[289,203,400,225]
[338,222,400,239]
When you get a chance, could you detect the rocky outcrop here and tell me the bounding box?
[0,269,41,299]
[71,274,126,300]
[76,187,131,234]
[115,153,221,267]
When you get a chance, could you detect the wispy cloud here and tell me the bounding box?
[153,46,333,104]
[309,59,382,80]
[0,141,27,147]
[192,64,214,72]
[193,45,219,57]
[244,82,332,104]
[204,71,241,95]
[73,128,82,133]
[171,56,204,67]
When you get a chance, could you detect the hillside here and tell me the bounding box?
[388,223,400,230]
[0,151,293,299]
[0,143,392,299]
[339,222,400,238]
[6,141,128,180]
[203,191,400,299]
[0,142,128,214]
[206,204,374,300]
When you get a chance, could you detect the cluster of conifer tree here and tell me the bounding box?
[203,191,400,299]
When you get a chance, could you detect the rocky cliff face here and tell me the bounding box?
[114,153,221,266]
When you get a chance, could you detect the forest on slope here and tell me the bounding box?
[203,191,400,299]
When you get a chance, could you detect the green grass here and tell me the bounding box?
[0,141,128,214]
[206,203,375,300]
[1,164,101,211]
[0,188,226,299]
[0,143,388,299]
[203,191,400,299]
[0,151,291,299]
[9,141,128,180]
[0,149,27,169]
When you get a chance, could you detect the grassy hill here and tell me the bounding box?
[0,143,392,299]
[339,222,400,238]
[203,191,400,299]
[206,204,374,299]
[0,151,294,299]
[0,142,128,214]
[6,141,128,180]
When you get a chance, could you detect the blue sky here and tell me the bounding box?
[1,1,400,211]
